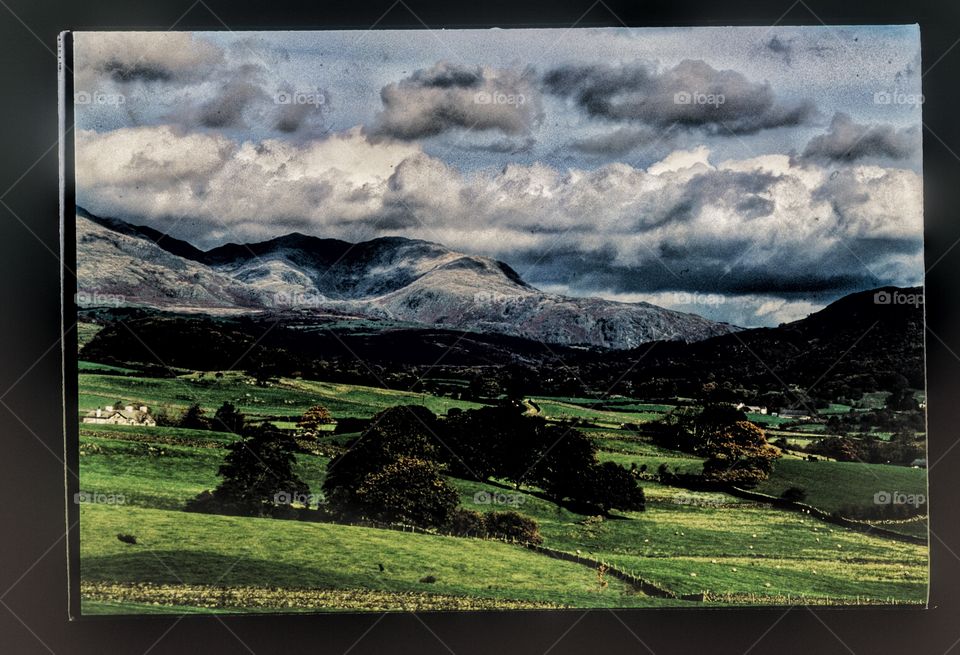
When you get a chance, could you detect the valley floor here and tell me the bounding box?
[75,368,928,614]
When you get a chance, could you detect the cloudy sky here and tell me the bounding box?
[73,27,923,327]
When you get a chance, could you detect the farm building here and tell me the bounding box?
[83,404,156,427]
[735,403,768,415]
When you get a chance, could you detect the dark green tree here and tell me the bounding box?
[212,401,244,434]
[573,461,646,514]
[529,424,598,498]
[179,402,208,430]
[187,423,309,516]
[352,456,459,528]
[484,511,543,544]
[443,404,530,480]
[323,405,441,518]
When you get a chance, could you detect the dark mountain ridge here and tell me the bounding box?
[75,207,736,349]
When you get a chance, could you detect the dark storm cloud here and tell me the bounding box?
[802,113,920,162]
[369,62,543,141]
[514,238,903,299]
[101,60,173,83]
[765,36,794,65]
[275,101,314,133]
[272,88,330,136]
[411,63,484,89]
[193,79,269,129]
[637,169,779,227]
[82,33,330,137]
[80,33,225,88]
[542,59,817,134]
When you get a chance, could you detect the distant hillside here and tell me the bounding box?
[80,285,923,402]
[601,286,925,398]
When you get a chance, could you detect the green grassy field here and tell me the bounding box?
[79,369,484,422]
[77,369,928,613]
[80,504,672,610]
[77,322,102,350]
[529,398,661,425]
[451,478,926,603]
[756,459,927,515]
[79,433,329,511]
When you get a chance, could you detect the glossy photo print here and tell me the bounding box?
[65,26,926,614]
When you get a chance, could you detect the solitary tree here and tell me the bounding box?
[351,456,459,528]
[212,401,244,434]
[575,461,646,514]
[297,404,335,435]
[179,402,208,430]
[323,405,441,518]
[700,420,780,486]
[187,423,309,516]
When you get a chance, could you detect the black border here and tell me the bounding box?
[58,30,80,623]
[0,1,955,652]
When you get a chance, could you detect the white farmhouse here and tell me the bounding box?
[83,403,156,427]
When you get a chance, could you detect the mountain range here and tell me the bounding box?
[75,208,738,350]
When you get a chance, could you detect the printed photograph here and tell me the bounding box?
[68,26,927,613]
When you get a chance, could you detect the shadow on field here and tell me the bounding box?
[82,550,364,590]
[482,478,633,519]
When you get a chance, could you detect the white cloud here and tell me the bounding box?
[648,145,714,176]
[76,125,235,187]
